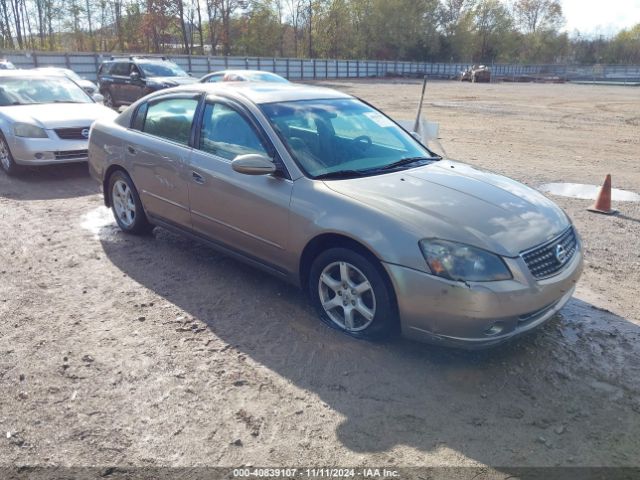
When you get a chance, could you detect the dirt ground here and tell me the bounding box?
[1,80,639,473]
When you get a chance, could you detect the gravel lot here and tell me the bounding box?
[1,80,639,473]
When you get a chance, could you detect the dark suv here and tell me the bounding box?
[97,56,197,109]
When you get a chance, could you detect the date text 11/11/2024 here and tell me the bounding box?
[232,468,400,477]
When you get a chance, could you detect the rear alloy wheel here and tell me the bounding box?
[108,170,153,234]
[309,247,397,340]
[103,91,116,109]
[0,133,21,176]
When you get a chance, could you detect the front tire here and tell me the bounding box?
[108,170,153,234]
[308,247,398,340]
[0,133,22,176]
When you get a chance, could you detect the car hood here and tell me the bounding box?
[1,103,117,128]
[324,160,570,257]
[149,76,198,86]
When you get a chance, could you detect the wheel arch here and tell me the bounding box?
[298,232,397,308]
[103,164,129,207]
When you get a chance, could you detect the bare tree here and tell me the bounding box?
[512,0,563,33]
[10,0,24,49]
[219,0,245,55]
[177,0,191,53]
[206,0,220,53]
[195,0,205,54]
[439,0,475,37]
[1,0,15,48]
[287,0,303,56]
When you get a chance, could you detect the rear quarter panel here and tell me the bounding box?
[88,119,126,193]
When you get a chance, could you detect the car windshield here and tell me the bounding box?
[0,76,92,106]
[261,98,438,178]
[139,62,188,77]
[245,72,288,83]
[64,69,84,82]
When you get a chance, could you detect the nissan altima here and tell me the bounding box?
[88,82,583,348]
[0,70,116,175]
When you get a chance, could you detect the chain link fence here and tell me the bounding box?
[3,51,640,84]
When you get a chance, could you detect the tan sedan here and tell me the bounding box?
[88,82,583,348]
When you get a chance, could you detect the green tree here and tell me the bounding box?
[472,0,513,62]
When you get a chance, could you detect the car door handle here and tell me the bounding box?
[127,145,136,155]
[191,171,205,184]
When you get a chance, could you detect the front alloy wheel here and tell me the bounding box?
[0,134,21,176]
[309,247,398,340]
[318,261,376,332]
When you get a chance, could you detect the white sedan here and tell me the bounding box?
[34,67,100,96]
[200,70,289,84]
[0,71,116,175]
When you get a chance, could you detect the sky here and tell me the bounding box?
[561,0,640,36]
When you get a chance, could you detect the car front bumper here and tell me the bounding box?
[9,134,89,166]
[384,238,583,349]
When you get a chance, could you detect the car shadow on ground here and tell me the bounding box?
[98,224,640,469]
[0,163,99,200]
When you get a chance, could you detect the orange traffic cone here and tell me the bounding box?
[588,174,618,215]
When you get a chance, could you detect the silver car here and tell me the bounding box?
[88,82,583,348]
[34,67,100,95]
[0,71,116,175]
[200,70,289,84]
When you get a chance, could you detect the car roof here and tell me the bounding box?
[169,81,351,104]
[105,57,174,64]
[34,67,71,74]
[0,70,64,79]
[210,70,281,76]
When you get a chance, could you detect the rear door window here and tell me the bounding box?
[142,97,199,146]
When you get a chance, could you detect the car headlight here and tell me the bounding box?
[419,239,512,282]
[14,123,48,138]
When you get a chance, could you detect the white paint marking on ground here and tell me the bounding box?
[80,206,118,238]
[539,183,640,202]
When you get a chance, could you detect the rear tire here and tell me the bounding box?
[107,170,153,234]
[0,133,22,176]
[103,90,117,109]
[308,247,398,340]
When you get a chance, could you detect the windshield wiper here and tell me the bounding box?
[314,170,369,180]
[374,156,441,172]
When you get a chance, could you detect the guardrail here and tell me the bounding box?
[2,51,640,84]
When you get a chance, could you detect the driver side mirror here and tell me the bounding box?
[231,154,277,176]
[130,71,140,81]
[92,93,104,104]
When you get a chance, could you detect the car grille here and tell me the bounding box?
[521,226,577,279]
[54,150,88,161]
[55,127,90,140]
